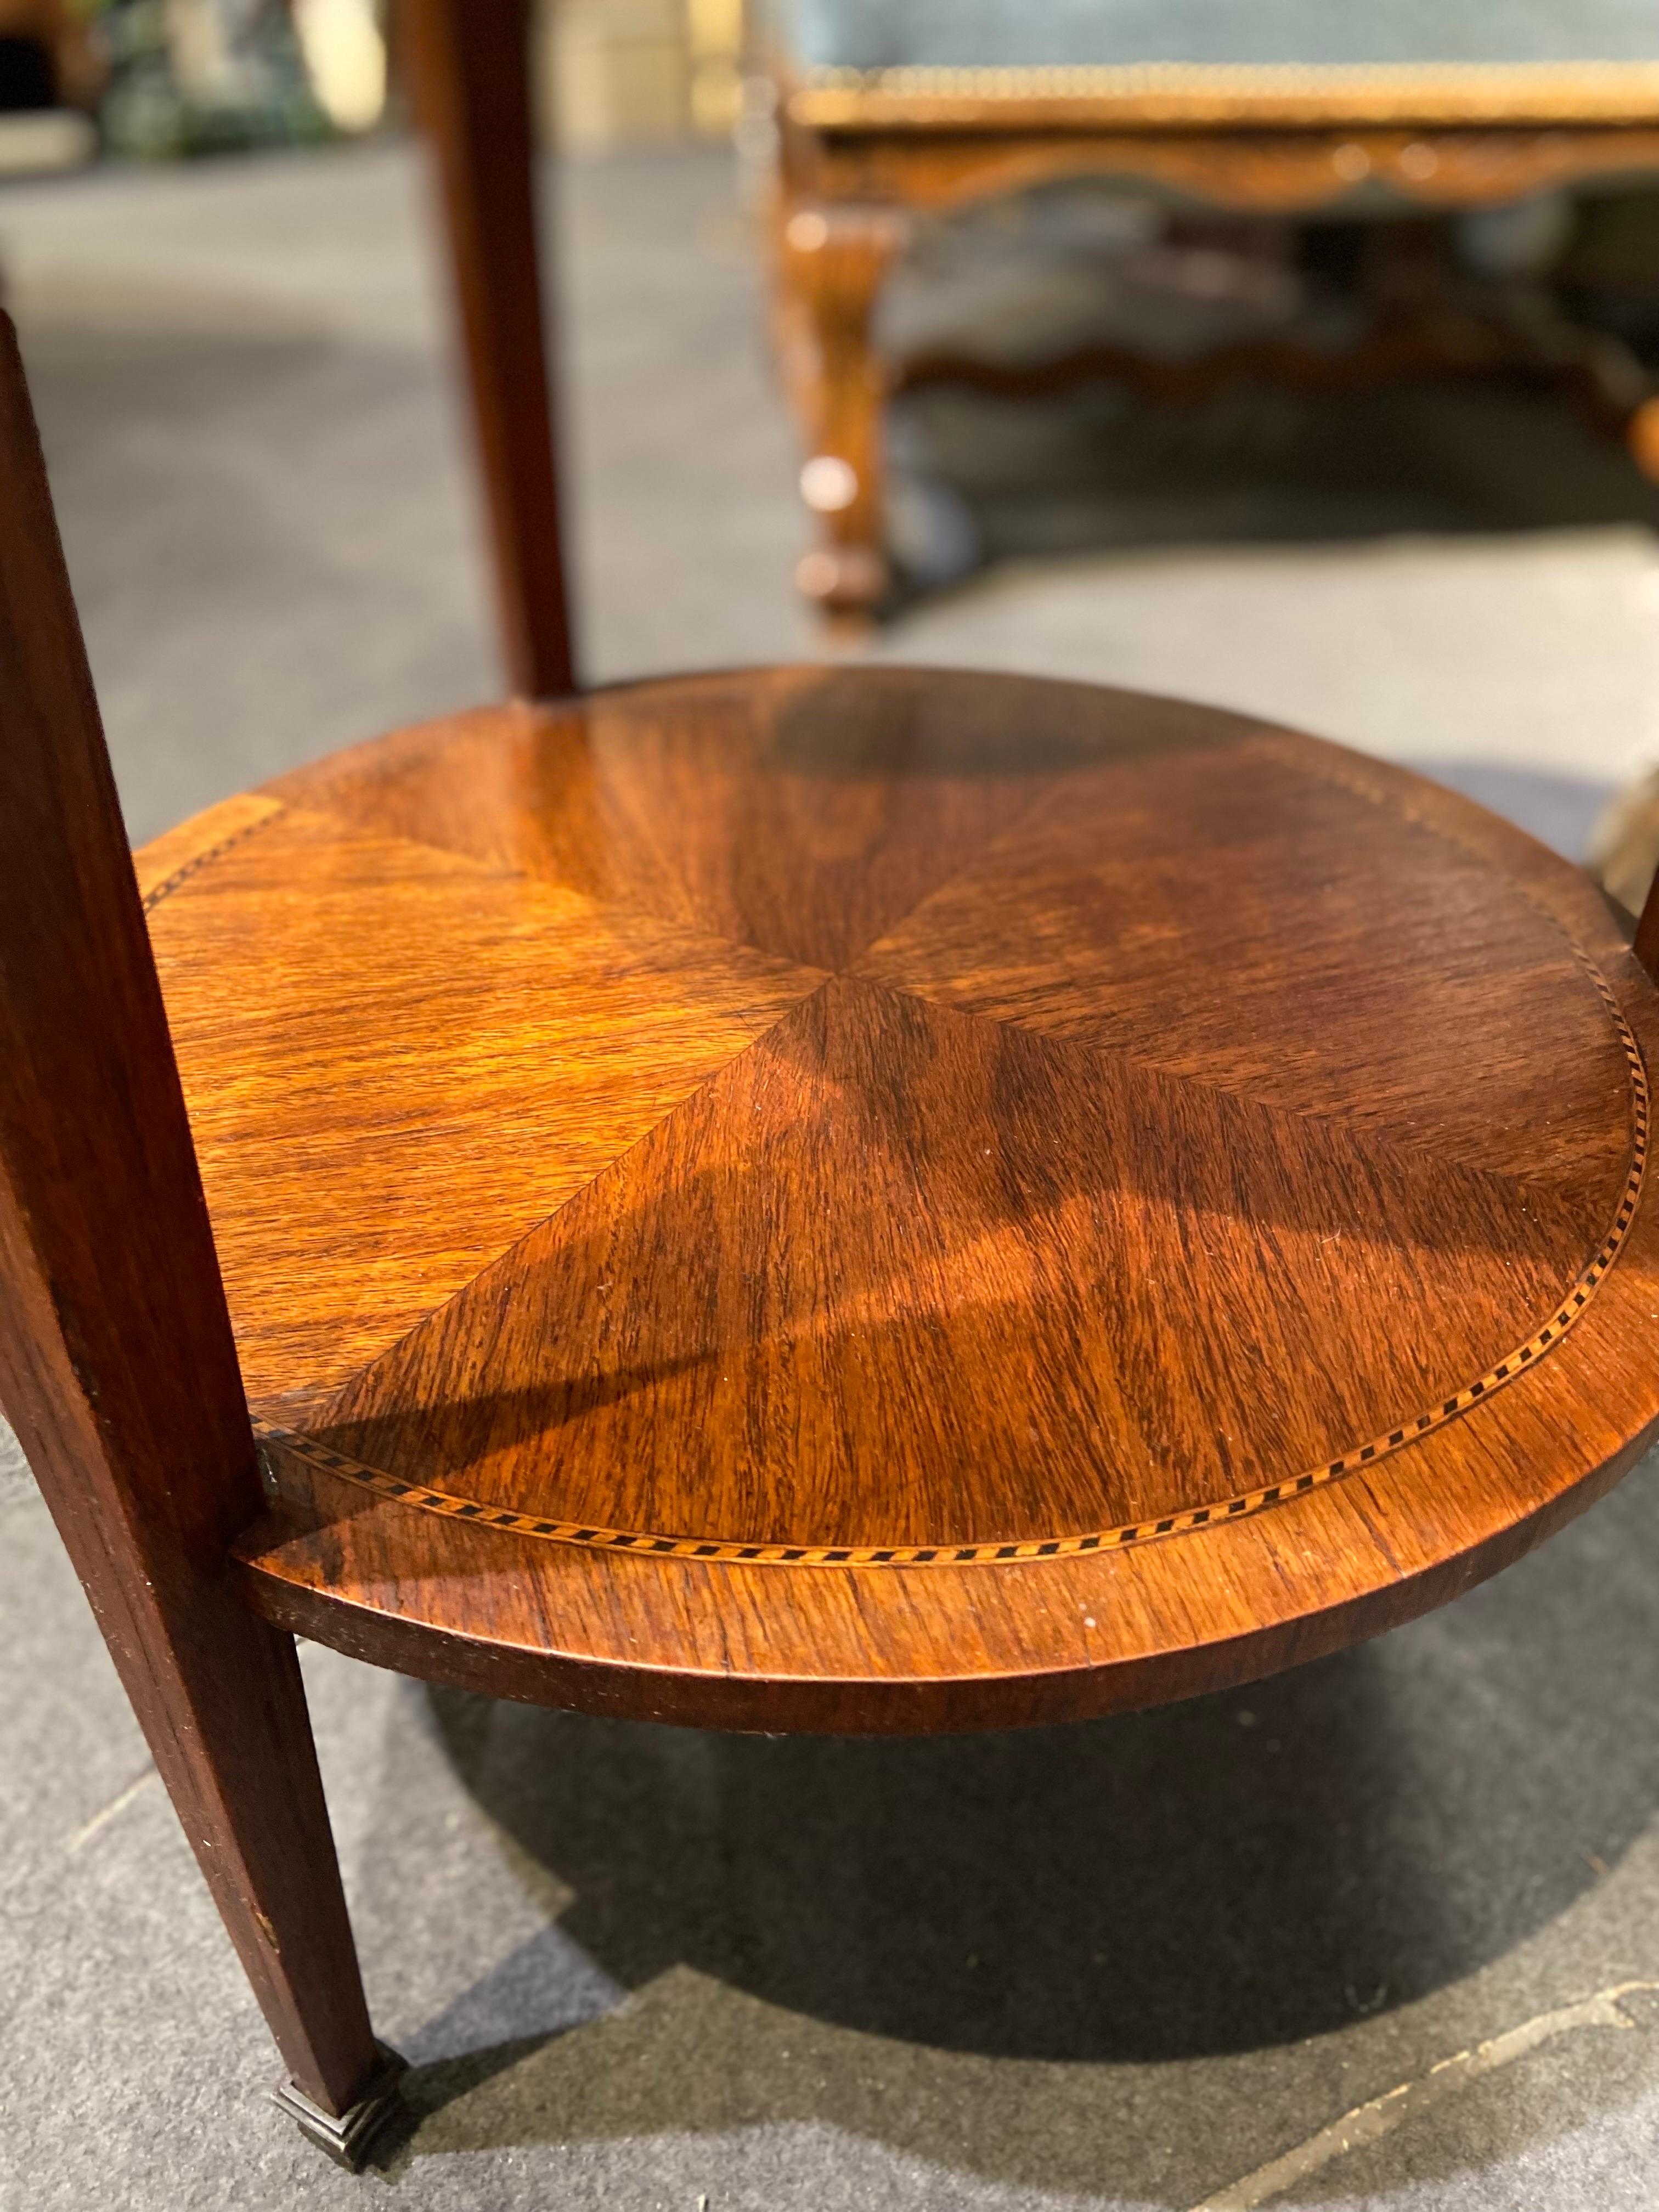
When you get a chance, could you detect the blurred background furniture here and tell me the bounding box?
[764,0,1659,622]
[76,0,751,159]
[0,0,101,171]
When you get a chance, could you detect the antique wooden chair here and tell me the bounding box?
[765,0,1659,619]
[7,0,1659,2171]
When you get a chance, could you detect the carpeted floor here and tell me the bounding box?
[4,138,1659,2212]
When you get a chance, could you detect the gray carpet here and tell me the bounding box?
[4,138,1659,2211]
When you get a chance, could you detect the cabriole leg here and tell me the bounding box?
[775,198,909,628]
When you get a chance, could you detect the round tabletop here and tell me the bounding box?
[136,665,1659,1730]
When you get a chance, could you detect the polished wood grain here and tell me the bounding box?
[403,0,574,699]
[264,668,1149,968]
[797,125,1659,219]
[0,317,385,2124]
[140,795,821,1406]
[122,664,1659,1730]
[13,0,1659,2157]
[1637,850,1659,985]
[895,302,1657,460]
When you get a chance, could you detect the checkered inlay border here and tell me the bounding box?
[252,950,1649,1572]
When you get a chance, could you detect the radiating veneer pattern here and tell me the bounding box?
[146,803,823,1402]
[133,666,1659,1729]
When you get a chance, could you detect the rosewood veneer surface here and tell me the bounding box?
[134,664,1659,1731]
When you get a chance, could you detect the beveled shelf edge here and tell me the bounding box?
[233,1406,1659,1736]
[248,946,1646,1571]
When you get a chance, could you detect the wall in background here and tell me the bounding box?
[540,0,744,150]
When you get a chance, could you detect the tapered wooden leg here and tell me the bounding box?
[403,0,576,701]
[13,1394,404,2163]
[774,198,908,628]
[0,313,400,2167]
[37,1481,402,2165]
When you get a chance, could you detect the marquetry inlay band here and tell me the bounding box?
[140,810,281,915]
[251,945,1648,1572]
[149,758,1648,1570]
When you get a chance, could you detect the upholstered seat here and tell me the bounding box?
[770,0,1659,77]
[765,1,1659,623]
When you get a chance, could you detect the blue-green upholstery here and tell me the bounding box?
[770,0,1659,74]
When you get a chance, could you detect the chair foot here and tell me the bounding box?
[1629,394,1659,484]
[272,2041,408,2170]
[795,543,890,627]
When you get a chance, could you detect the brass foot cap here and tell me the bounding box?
[272,2042,408,2170]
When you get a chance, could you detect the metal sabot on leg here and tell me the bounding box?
[272,2042,408,2170]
